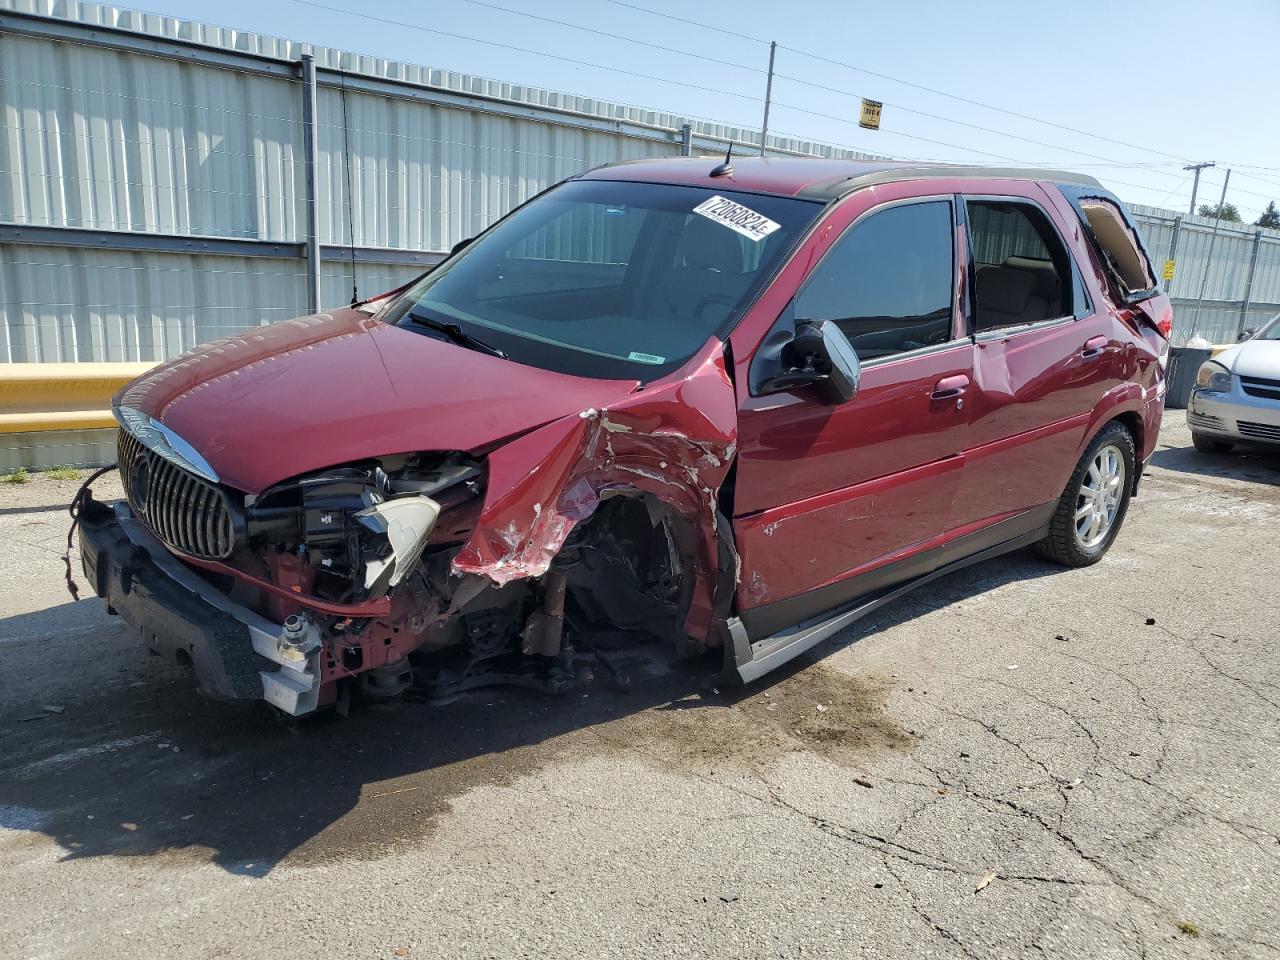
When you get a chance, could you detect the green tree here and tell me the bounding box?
[1256,201,1280,229]
[1198,202,1241,222]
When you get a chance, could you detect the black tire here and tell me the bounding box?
[1191,431,1233,454]
[1036,421,1136,568]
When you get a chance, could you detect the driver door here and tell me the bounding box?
[731,192,972,638]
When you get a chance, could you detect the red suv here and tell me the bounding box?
[76,158,1172,716]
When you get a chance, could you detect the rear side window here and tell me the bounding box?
[1055,184,1159,305]
[794,200,955,360]
[966,200,1076,332]
[1078,198,1156,294]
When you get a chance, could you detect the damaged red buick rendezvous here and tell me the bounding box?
[75,158,1172,716]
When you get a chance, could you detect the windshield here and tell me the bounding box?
[1259,313,1280,340]
[384,179,822,380]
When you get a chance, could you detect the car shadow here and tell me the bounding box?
[0,547,1067,877]
[1149,439,1280,486]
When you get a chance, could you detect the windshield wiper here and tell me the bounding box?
[404,308,507,360]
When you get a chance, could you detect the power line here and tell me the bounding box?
[457,0,1174,172]
[776,45,1197,165]
[787,69,1273,207]
[771,72,1191,173]
[784,85,1279,204]
[289,0,766,106]
[770,78,1275,211]
[290,0,1274,212]
[453,0,767,77]
[1154,173,1193,210]
[288,1,1063,170]
[462,0,1189,176]
[1229,170,1280,195]
[598,0,765,45]
[596,0,1235,174]
[765,100,1178,196]
[772,100,1028,163]
[598,0,1280,206]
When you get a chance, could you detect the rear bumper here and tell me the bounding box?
[1187,388,1280,446]
[78,497,322,715]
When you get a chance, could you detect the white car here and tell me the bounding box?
[1187,313,1280,452]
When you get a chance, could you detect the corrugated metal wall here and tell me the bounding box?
[2,0,1278,366]
[312,87,663,251]
[0,242,308,361]
[1,31,306,240]
[1,0,883,364]
[1128,204,1280,344]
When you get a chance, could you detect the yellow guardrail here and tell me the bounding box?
[0,340,1244,436]
[0,362,155,434]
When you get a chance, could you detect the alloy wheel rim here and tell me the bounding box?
[1075,444,1125,550]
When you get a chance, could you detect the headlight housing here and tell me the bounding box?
[245,453,482,603]
[1194,361,1232,393]
[355,497,441,597]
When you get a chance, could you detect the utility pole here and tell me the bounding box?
[759,41,776,157]
[1191,168,1231,336]
[1184,161,1215,216]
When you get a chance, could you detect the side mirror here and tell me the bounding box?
[758,320,861,404]
[1237,328,1255,342]
[450,237,474,257]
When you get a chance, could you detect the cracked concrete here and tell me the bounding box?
[0,418,1277,959]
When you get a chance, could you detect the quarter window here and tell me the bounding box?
[966,200,1077,331]
[794,201,956,360]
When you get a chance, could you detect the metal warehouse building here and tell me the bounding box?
[1,0,1279,466]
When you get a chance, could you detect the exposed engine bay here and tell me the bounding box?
[77,342,740,716]
[244,449,704,703]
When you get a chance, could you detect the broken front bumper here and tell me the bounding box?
[78,497,322,716]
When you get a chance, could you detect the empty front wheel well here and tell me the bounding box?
[560,494,698,654]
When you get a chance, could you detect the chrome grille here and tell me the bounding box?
[1238,420,1280,443]
[1240,376,1280,402]
[117,428,237,559]
[1187,412,1225,430]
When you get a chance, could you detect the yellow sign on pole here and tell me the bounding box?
[858,98,882,131]
[1162,259,1176,282]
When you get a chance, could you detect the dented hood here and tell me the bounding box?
[115,309,639,493]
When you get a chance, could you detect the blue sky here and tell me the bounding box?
[133,0,1279,220]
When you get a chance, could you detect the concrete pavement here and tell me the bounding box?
[1,418,1277,959]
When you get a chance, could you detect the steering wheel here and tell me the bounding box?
[694,294,737,319]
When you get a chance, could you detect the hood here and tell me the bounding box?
[115,310,640,493]
[1223,339,1280,379]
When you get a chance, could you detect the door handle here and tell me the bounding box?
[1082,335,1108,359]
[930,374,970,400]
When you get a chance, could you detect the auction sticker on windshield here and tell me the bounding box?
[693,195,781,242]
[627,351,665,364]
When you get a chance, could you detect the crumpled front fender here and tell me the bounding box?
[452,339,738,642]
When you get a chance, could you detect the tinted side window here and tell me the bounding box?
[794,201,955,359]
[967,200,1074,331]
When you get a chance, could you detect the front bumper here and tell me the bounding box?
[1186,386,1280,446]
[78,496,322,715]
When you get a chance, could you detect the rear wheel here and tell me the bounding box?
[1191,431,1234,454]
[1036,422,1136,568]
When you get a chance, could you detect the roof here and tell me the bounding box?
[581,157,1103,200]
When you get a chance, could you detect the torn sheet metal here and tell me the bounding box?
[452,338,738,642]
